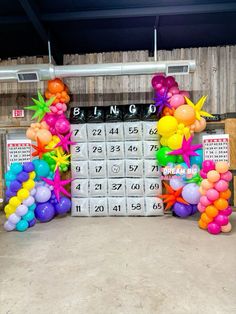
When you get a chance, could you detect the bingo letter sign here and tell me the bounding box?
[7,139,32,168]
[203,134,230,164]
[70,104,164,217]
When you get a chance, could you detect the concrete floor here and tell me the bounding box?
[0,213,236,314]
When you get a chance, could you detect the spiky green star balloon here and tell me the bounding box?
[25,91,55,122]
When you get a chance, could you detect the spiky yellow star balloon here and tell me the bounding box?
[184,96,213,121]
[50,148,71,172]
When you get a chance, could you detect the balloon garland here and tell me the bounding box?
[3,78,72,231]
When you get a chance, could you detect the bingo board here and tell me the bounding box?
[203,134,230,164]
[69,104,164,217]
[7,139,32,168]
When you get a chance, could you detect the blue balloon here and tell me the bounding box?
[23,211,35,222]
[10,163,23,175]
[9,180,22,192]
[190,149,203,167]
[6,188,16,198]
[28,203,36,211]
[34,160,50,179]
[16,219,28,232]
[17,171,29,182]
[55,197,71,215]
[23,162,35,173]
[5,171,16,181]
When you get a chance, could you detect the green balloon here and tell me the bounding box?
[176,155,184,163]
[156,146,177,166]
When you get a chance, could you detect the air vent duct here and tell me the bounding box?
[0,60,196,82]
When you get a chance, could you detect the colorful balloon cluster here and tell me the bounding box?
[4,78,73,232]
[198,161,233,234]
[3,160,72,231]
[154,74,210,217]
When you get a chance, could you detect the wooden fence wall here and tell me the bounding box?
[0,45,235,128]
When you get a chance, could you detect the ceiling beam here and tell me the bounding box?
[18,0,63,64]
[41,2,236,22]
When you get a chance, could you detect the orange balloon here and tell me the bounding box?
[198,219,208,230]
[205,205,219,218]
[214,198,228,210]
[207,170,220,183]
[26,127,36,141]
[48,78,65,94]
[221,222,232,233]
[201,213,213,224]
[36,129,52,145]
[163,107,175,116]
[174,105,196,126]
[193,117,206,132]
[199,186,207,195]
[215,161,229,174]
[220,189,231,200]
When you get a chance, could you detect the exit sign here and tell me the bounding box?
[12,109,24,118]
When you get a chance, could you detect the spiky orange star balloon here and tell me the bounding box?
[32,137,53,158]
[159,182,189,210]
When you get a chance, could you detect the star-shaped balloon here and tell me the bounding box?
[159,182,189,210]
[153,88,172,115]
[168,136,202,168]
[185,96,213,121]
[54,132,76,153]
[50,148,71,171]
[25,91,55,122]
[41,168,72,201]
[32,137,53,158]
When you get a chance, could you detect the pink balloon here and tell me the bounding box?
[200,195,212,207]
[214,180,229,192]
[220,206,233,216]
[158,86,167,95]
[197,203,206,213]
[169,86,180,95]
[169,94,185,109]
[214,214,229,226]
[220,171,233,182]
[206,188,220,201]
[43,113,57,127]
[167,92,172,98]
[200,169,207,179]
[207,222,221,235]
[202,160,215,172]
[180,90,190,98]
[55,118,70,134]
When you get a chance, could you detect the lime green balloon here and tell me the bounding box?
[156,146,177,166]
[176,155,184,164]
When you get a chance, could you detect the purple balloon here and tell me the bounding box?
[35,202,55,222]
[55,197,71,215]
[190,205,198,215]
[15,204,28,216]
[35,186,51,203]
[4,221,15,231]
[182,183,201,205]
[16,171,29,182]
[173,202,192,218]
[8,213,21,225]
[9,180,22,192]
[6,188,16,198]
[170,178,185,190]
[28,218,36,228]
[30,188,36,196]
[23,162,35,173]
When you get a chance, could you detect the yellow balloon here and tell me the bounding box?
[17,188,30,201]
[9,196,21,208]
[167,133,183,150]
[4,204,15,215]
[29,171,36,180]
[23,179,35,190]
[160,136,169,146]
[157,116,178,137]
[52,135,60,144]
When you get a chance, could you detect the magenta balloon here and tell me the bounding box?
[214,214,229,226]
[182,183,201,204]
[220,206,232,216]
[164,76,176,88]
[179,90,190,98]
[151,75,165,89]
[207,222,221,235]
[202,160,215,172]
[200,169,207,179]
[55,118,70,134]
[43,113,58,127]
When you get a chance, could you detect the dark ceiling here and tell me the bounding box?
[1,0,236,64]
